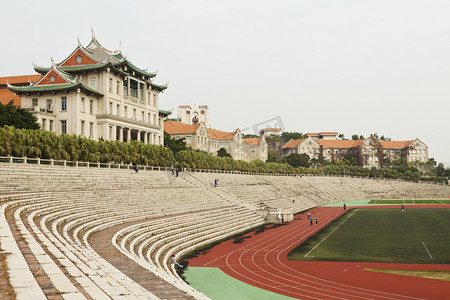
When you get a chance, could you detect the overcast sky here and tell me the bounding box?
[2,1,449,166]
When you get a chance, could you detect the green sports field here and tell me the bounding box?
[369,199,450,204]
[288,208,450,264]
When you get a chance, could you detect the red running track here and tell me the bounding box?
[188,206,450,300]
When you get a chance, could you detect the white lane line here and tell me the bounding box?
[422,241,433,260]
[304,209,358,257]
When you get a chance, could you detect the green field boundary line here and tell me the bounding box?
[304,209,359,258]
[422,241,434,260]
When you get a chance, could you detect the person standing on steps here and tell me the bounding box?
[316,216,319,224]
[176,168,179,177]
[307,211,311,220]
[401,204,404,212]
[344,203,346,210]
[171,254,183,268]
[310,217,313,226]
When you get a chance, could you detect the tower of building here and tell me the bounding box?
[177,105,210,128]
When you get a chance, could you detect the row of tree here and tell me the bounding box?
[1,125,432,182]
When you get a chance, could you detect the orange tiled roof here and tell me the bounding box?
[319,132,338,135]
[282,138,306,149]
[164,120,199,135]
[0,74,41,85]
[207,128,237,140]
[306,132,338,136]
[318,139,363,148]
[0,89,21,105]
[379,140,413,149]
[0,75,42,106]
[244,137,262,145]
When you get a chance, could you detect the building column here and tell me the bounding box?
[150,133,154,144]
[137,130,141,141]
[127,128,131,142]
[144,132,148,144]
[112,125,117,141]
[119,127,124,142]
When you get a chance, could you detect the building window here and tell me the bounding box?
[32,98,38,107]
[81,97,85,112]
[46,99,52,110]
[124,106,128,117]
[49,120,53,132]
[342,150,346,154]
[89,122,94,137]
[133,109,137,119]
[109,102,113,114]
[116,80,120,94]
[123,80,128,96]
[89,99,93,114]
[148,113,151,123]
[50,76,55,83]
[90,77,97,89]
[141,111,144,121]
[109,126,113,139]
[76,56,82,63]
[61,97,67,111]
[116,104,120,116]
[186,136,191,144]
[109,78,113,92]
[81,120,85,136]
[61,120,67,134]
[42,119,46,130]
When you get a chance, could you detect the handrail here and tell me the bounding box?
[0,155,447,186]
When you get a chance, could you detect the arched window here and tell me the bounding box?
[50,76,55,83]
[76,56,82,63]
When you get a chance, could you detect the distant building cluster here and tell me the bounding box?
[282,132,428,168]
[165,106,268,162]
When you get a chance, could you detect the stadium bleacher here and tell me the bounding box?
[0,163,449,299]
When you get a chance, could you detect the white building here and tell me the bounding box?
[177,105,210,127]
[8,32,169,145]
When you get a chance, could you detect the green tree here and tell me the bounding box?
[284,153,310,168]
[163,131,188,154]
[217,148,231,158]
[0,101,40,129]
[280,131,305,142]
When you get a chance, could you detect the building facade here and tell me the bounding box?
[282,135,428,168]
[8,33,169,145]
[259,128,282,137]
[177,105,210,127]
[164,120,268,162]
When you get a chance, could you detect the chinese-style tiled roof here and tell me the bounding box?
[149,81,168,91]
[379,140,413,149]
[0,75,41,85]
[164,120,199,134]
[158,109,172,116]
[8,82,103,97]
[244,137,262,145]
[281,139,306,149]
[207,128,237,140]
[318,139,363,148]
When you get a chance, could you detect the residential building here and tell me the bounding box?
[7,32,169,145]
[178,105,210,127]
[164,120,209,152]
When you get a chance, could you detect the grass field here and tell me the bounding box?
[368,199,450,204]
[288,208,450,264]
